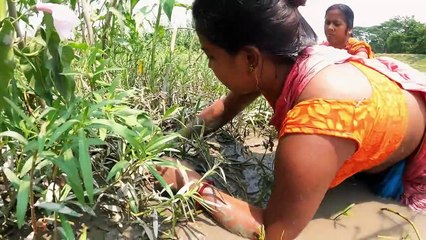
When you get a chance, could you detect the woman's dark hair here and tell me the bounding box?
[326,4,354,30]
[192,0,317,62]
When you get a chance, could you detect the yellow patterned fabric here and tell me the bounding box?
[346,37,374,58]
[280,61,408,188]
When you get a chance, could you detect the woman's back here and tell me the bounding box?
[290,61,426,179]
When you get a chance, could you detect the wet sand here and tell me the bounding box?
[177,179,425,239]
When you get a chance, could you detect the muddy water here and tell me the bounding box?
[178,134,426,239]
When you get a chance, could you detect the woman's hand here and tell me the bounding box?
[180,91,261,138]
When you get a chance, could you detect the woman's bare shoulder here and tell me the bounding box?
[298,63,372,103]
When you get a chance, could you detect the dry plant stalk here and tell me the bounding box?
[380,208,422,240]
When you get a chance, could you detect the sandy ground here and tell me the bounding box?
[177,180,426,239]
[176,134,426,240]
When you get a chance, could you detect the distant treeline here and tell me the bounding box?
[354,16,426,54]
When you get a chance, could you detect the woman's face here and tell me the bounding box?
[198,34,258,94]
[324,9,351,48]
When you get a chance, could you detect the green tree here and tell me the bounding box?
[354,16,426,54]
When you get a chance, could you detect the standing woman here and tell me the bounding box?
[158,0,426,239]
[323,4,374,58]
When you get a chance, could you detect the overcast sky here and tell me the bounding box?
[299,0,426,41]
[27,0,426,41]
[169,0,426,41]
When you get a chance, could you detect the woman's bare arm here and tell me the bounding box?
[264,134,356,239]
[182,91,260,136]
[175,134,356,239]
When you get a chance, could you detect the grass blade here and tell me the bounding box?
[89,119,139,148]
[48,119,79,145]
[145,133,178,154]
[78,129,94,204]
[35,202,82,217]
[58,214,75,240]
[146,164,174,198]
[51,156,85,203]
[106,160,129,182]
[4,98,37,130]
[0,131,28,144]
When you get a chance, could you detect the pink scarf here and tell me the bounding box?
[270,45,426,213]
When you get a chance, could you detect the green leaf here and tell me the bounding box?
[162,0,176,21]
[4,97,37,130]
[162,105,182,120]
[145,134,178,154]
[131,0,139,11]
[57,45,76,102]
[16,177,30,229]
[70,0,77,10]
[146,164,173,197]
[68,42,88,50]
[88,99,123,115]
[108,76,121,94]
[48,119,79,145]
[58,214,75,240]
[20,156,35,177]
[51,156,85,203]
[78,129,94,204]
[0,0,6,20]
[89,119,139,148]
[0,19,15,112]
[0,131,28,144]
[35,202,82,217]
[67,201,96,216]
[106,160,129,182]
[3,168,20,188]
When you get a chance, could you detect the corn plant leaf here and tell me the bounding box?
[58,214,75,240]
[146,164,173,197]
[35,202,82,217]
[78,129,94,204]
[0,131,28,144]
[106,160,129,182]
[16,177,30,229]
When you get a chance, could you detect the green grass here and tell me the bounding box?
[377,54,426,72]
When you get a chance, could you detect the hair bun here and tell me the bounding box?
[286,0,306,8]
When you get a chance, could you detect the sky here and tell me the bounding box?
[298,0,426,41]
[165,0,426,41]
[25,0,426,40]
